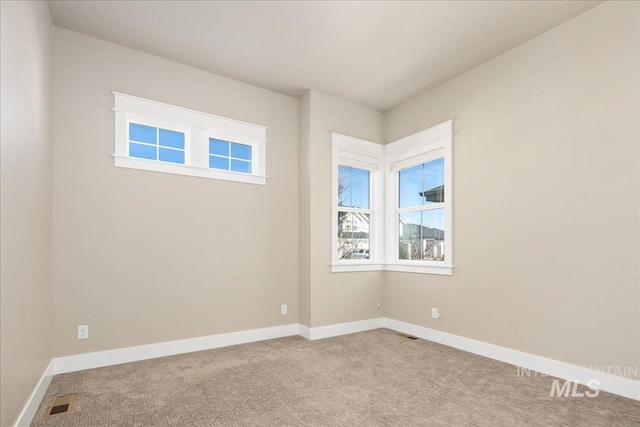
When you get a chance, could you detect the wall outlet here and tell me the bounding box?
[281,304,288,315]
[77,325,89,340]
[431,308,440,319]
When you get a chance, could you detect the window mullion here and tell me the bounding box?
[338,207,372,214]
[190,128,209,169]
[398,203,444,214]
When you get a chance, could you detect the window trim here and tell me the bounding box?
[113,92,268,185]
[330,120,453,275]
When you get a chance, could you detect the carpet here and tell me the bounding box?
[31,329,640,426]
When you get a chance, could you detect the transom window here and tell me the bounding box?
[114,92,267,185]
[209,138,252,174]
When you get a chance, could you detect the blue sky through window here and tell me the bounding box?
[399,158,444,209]
[129,123,156,144]
[209,138,252,173]
[128,123,185,164]
[338,166,370,209]
[159,129,185,149]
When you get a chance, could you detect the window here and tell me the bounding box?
[113,92,267,185]
[209,138,252,173]
[337,166,371,260]
[129,123,186,164]
[397,159,445,261]
[331,120,452,275]
[331,134,384,272]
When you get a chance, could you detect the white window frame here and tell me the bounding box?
[331,134,384,272]
[330,120,453,275]
[385,121,453,275]
[113,92,268,185]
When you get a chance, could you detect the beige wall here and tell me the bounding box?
[298,92,312,327]
[0,1,54,425]
[300,90,385,327]
[52,28,299,357]
[383,1,639,377]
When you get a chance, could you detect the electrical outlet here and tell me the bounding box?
[431,308,440,319]
[281,304,288,315]
[77,325,89,340]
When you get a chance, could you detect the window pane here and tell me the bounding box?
[231,143,252,160]
[337,211,370,260]
[338,166,370,209]
[338,166,351,207]
[159,147,185,164]
[129,123,157,144]
[399,209,445,261]
[209,155,230,170]
[159,129,185,149]
[399,158,444,208]
[209,138,229,156]
[129,142,157,160]
[231,159,251,173]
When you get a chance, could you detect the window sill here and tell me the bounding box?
[331,263,385,273]
[331,262,452,275]
[114,155,267,185]
[331,261,384,273]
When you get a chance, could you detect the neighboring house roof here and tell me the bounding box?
[419,185,444,203]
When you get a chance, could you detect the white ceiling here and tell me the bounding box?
[48,1,602,112]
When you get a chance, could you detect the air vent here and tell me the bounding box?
[46,394,76,418]
[397,333,419,340]
[50,404,69,415]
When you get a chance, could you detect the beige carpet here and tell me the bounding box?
[32,329,640,426]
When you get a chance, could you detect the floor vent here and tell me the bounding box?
[397,333,419,340]
[46,394,76,418]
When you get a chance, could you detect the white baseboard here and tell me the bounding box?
[51,318,640,401]
[54,323,299,374]
[382,318,640,401]
[17,316,637,424]
[14,360,54,427]
[303,318,384,340]
[53,319,382,375]
[298,324,311,340]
